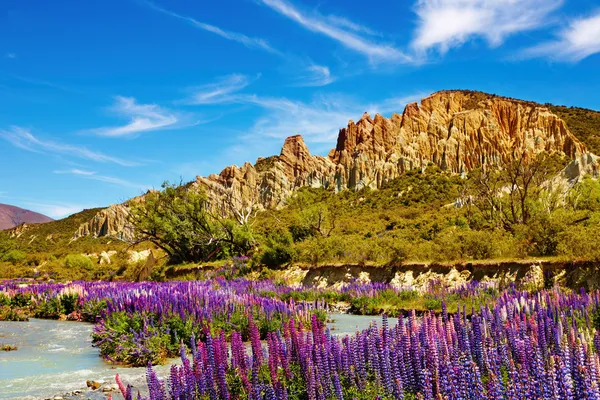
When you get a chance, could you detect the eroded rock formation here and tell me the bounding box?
[74,90,596,240]
[74,203,134,241]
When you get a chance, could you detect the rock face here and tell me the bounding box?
[74,203,134,241]
[74,90,596,240]
[192,90,590,210]
[0,204,53,231]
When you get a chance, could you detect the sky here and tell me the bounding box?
[1,0,599,219]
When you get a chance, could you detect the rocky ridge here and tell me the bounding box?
[74,90,598,240]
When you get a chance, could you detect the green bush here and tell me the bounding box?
[556,225,600,260]
[1,250,26,265]
[260,230,295,267]
[63,254,93,271]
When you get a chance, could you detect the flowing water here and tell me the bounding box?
[0,319,178,400]
[0,314,390,399]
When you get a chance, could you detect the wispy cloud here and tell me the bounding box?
[142,1,281,55]
[0,126,138,166]
[186,74,424,150]
[521,10,600,62]
[325,15,382,37]
[21,201,89,219]
[294,65,336,87]
[5,53,16,59]
[226,92,426,161]
[54,169,150,190]
[54,168,96,176]
[411,0,563,53]
[5,73,79,93]
[186,74,255,105]
[89,96,196,137]
[258,0,411,63]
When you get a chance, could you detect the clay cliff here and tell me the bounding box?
[74,90,598,240]
[192,90,592,211]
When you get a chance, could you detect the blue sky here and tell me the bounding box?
[1,0,599,218]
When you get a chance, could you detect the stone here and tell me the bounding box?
[127,249,152,264]
[86,380,102,390]
[101,383,119,392]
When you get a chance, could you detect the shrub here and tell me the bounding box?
[260,230,296,267]
[289,223,313,242]
[1,250,26,265]
[63,254,94,271]
[556,225,600,260]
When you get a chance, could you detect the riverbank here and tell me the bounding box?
[1,314,391,400]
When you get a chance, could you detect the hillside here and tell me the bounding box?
[548,104,600,155]
[0,207,111,255]
[73,89,599,242]
[0,204,53,230]
[1,89,600,281]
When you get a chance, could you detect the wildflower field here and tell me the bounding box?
[2,275,600,399]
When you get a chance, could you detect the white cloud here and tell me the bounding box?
[90,96,194,137]
[326,15,382,37]
[5,53,16,59]
[258,0,411,63]
[412,0,563,53]
[185,75,424,152]
[186,74,254,105]
[294,65,336,87]
[22,202,88,219]
[53,169,150,190]
[0,126,138,166]
[143,1,281,55]
[227,92,426,159]
[54,168,97,176]
[521,11,600,62]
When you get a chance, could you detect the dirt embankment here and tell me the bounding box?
[170,259,600,291]
[293,260,600,291]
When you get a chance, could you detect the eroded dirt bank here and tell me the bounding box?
[170,259,600,291]
[276,260,600,291]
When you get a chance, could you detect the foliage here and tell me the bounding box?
[129,182,256,263]
[64,254,93,271]
[1,250,26,265]
[259,229,295,267]
[0,343,18,351]
[549,104,600,155]
[252,158,600,266]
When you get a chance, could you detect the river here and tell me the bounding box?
[0,315,392,399]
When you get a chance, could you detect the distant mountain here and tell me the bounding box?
[0,203,53,230]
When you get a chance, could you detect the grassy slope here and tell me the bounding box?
[0,208,123,255]
[548,105,600,155]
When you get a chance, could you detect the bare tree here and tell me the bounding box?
[468,152,567,230]
[213,184,267,226]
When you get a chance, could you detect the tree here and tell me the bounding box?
[567,176,600,211]
[213,184,266,225]
[129,182,256,263]
[466,152,567,230]
[287,190,339,238]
